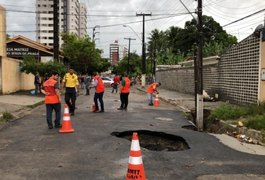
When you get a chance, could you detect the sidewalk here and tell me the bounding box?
[137,86,265,150]
[137,86,226,112]
[0,95,43,117]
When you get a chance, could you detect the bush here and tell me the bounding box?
[246,115,265,130]
[245,102,265,116]
[208,104,247,121]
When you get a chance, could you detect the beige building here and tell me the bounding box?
[0,6,34,94]
[79,3,87,37]
[36,0,87,47]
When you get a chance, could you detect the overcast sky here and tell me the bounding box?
[1,0,265,58]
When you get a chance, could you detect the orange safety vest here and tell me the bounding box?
[94,75,105,93]
[43,78,60,104]
[147,83,159,94]
[120,77,131,93]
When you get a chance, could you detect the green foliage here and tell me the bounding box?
[20,55,67,77]
[0,112,14,124]
[203,41,224,57]
[208,104,247,121]
[114,52,141,77]
[61,33,110,74]
[246,115,265,130]
[147,15,238,65]
[245,102,265,116]
[209,102,265,130]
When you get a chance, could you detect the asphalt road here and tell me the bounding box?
[0,87,264,180]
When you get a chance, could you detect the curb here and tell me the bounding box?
[0,100,44,131]
[136,87,265,145]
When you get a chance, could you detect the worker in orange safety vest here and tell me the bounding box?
[91,72,105,112]
[42,71,61,129]
[146,82,161,106]
[117,73,131,111]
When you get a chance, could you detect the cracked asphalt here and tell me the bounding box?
[0,87,264,180]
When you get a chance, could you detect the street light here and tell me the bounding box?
[93,25,100,41]
[122,24,141,42]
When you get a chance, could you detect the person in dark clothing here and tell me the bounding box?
[42,72,61,129]
[91,72,105,113]
[85,75,91,95]
[117,73,131,111]
[112,74,120,93]
[34,73,41,95]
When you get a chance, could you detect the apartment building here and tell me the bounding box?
[36,0,87,47]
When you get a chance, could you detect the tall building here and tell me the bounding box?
[79,3,87,37]
[36,0,87,47]
[110,41,119,66]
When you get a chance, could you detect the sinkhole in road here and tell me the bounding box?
[111,130,190,151]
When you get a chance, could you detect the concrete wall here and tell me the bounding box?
[218,35,260,104]
[1,57,34,94]
[0,5,34,94]
[156,64,219,96]
[156,34,262,105]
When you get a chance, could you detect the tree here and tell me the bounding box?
[115,52,141,76]
[20,55,67,77]
[183,15,237,56]
[147,29,184,68]
[61,33,110,74]
[146,15,238,64]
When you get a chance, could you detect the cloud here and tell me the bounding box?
[1,0,265,58]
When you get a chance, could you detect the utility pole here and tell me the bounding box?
[153,39,157,82]
[124,37,136,75]
[53,0,59,61]
[92,25,100,41]
[136,12,152,87]
[196,0,204,131]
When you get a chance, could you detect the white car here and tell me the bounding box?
[102,77,114,87]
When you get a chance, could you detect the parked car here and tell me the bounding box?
[102,77,114,87]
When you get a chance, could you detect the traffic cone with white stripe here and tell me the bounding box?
[153,95,160,107]
[59,104,74,133]
[126,132,146,180]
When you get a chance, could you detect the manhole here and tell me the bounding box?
[111,130,190,151]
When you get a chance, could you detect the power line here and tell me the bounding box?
[2,13,186,33]
[3,8,191,18]
[223,8,265,27]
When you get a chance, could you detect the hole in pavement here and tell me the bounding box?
[182,125,198,131]
[111,130,190,151]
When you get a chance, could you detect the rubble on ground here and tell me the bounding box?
[226,131,260,145]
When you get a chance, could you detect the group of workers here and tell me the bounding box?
[41,69,161,129]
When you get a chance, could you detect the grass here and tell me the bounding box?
[208,104,247,121]
[246,115,265,130]
[0,112,14,124]
[208,103,265,130]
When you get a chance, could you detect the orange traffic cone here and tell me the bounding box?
[126,132,146,180]
[153,95,160,107]
[59,104,74,133]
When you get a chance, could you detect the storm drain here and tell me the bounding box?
[111,130,190,151]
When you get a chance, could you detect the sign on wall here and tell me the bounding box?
[6,42,51,60]
[7,47,39,56]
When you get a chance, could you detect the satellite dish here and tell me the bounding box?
[255,24,264,32]
[253,24,264,37]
